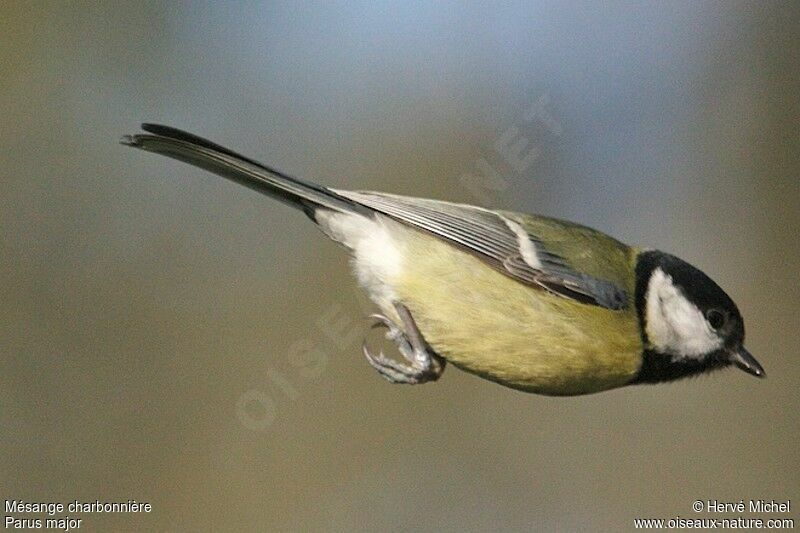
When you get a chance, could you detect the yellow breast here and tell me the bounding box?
[391,226,643,395]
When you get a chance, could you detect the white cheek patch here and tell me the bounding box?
[645,268,723,360]
[315,211,403,310]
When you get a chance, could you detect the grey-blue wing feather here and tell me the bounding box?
[335,190,628,310]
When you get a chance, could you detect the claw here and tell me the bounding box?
[368,313,410,356]
[361,338,380,362]
[360,304,446,385]
[369,313,392,330]
[362,338,421,384]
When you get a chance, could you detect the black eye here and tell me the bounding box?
[706,309,726,330]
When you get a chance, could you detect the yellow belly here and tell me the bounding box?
[390,227,643,395]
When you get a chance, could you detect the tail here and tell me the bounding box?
[121,124,372,218]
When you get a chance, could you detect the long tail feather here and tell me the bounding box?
[121,124,371,217]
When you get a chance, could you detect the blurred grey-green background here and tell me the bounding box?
[1,1,798,531]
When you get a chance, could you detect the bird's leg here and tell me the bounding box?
[362,302,446,384]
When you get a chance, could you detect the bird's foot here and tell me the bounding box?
[362,303,445,384]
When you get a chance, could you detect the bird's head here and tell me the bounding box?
[633,250,764,383]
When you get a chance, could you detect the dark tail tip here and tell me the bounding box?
[119,134,140,147]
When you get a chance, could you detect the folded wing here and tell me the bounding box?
[335,191,628,310]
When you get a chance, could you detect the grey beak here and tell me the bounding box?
[729,346,765,378]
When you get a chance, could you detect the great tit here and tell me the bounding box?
[122,124,764,396]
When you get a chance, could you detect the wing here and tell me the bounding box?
[334,191,629,310]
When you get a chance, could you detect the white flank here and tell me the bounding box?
[315,211,403,311]
[500,215,542,269]
[645,268,722,359]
